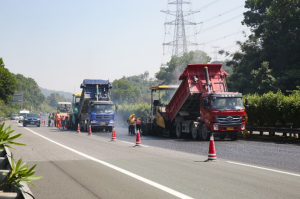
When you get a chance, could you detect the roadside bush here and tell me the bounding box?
[245,91,300,127]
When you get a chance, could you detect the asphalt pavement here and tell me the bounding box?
[4,120,300,199]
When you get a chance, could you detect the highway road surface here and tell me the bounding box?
[5,120,300,199]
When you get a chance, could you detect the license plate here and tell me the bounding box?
[227,127,234,130]
[31,122,34,124]
[100,122,106,125]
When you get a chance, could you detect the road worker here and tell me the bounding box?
[129,114,136,135]
[61,115,65,130]
[128,114,132,135]
[57,115,61,129]
[54,113,57,127]
[48,113,51,127]
[136,117,141,134]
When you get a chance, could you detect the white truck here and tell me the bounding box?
[19,109,30,123]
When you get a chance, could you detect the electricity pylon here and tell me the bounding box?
[161,0,199,57]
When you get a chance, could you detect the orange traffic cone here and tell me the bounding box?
[77,123,80,133]
[111,127,116,141]
[88,125,92,136]
[135,130,141,146]
[205,134,217,162]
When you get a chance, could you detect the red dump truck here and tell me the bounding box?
[148,64,247,140]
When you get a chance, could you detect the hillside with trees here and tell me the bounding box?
[0,57,72,116]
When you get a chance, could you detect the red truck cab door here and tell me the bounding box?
[200,95,210,129]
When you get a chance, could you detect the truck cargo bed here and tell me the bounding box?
[166,64,227,122]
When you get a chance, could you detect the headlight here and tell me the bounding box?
[213,124,219,130]
[91,120,97,123]
[109,120,114,124]
[241,123,245,130]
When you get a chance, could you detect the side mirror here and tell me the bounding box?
[245,98,249,108]
[115,105,118,113]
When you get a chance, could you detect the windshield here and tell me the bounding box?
[90,104,114,113]
[153,89,176,106]
[26,113,38,118]
[11,114,18,116]
[211,97,243,110]
[75,97,80,103]
[20,113,27,117]
[58,104,72,113]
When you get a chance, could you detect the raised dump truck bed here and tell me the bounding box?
[78,79,112,118]
[166,64,228,122]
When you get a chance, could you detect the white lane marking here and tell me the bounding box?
[227,161,300,177]
[22,126,192,199]
[121,141,149,147]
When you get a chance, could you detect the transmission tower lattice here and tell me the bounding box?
[161,0,199,57]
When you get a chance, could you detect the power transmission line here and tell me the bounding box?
[199,30,245,45]
[197,13,243,34]
[194,0,221,11]
[197,5,243,24]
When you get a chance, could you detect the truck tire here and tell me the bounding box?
[23,123,26,127]
[229,134,238,141]
[201,124,210,141]
[176,123,182,138]
[191,124,198,140]
[219,134,226,139]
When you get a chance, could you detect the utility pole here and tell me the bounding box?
[212,46,220,62]
[161,0,199,57]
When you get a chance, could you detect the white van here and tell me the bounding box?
[19,109,30,123]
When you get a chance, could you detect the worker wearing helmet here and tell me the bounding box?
[128,114,133,135]
[129,114,136,135]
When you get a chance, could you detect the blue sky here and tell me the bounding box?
[0,0,251,93]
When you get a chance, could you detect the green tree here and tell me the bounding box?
[111,78,141,105]
[46,92,71,108]
[13,74,45,110]
[225,0,300,94]
[156,50,211,84]
[0,58,16,104]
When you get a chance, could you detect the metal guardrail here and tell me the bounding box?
[246,126,300,137]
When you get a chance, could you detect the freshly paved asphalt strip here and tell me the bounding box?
[5,120,300,199]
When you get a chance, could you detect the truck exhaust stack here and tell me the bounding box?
[204,66,211,93]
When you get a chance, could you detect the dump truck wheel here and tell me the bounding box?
[201,124,210,141]
[219,134,226,139]
[191,124,198,140]
[230,134,238,141]
[176,123,182,138]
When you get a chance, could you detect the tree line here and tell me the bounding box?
[0,58,70,117]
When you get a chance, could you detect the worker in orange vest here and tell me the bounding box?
[57,115,61,129]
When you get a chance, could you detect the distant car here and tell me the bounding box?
[19,113,28,123]
[11,114,19,120]
[23,113,40,127]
